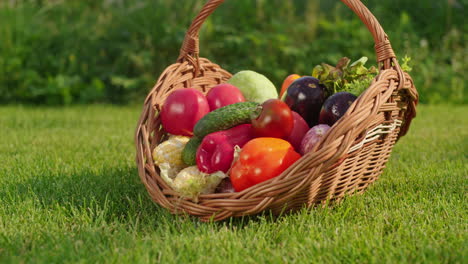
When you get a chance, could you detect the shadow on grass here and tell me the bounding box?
[2,164,339,230]
[2,165,181,226]
[3,164,280,230]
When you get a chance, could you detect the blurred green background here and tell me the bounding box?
[0,0,466,105]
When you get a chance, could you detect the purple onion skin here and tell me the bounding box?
[319,92,357,127]
[300,124,331,155]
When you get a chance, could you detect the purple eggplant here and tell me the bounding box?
[319,92,357,126]
[283,77,327,127]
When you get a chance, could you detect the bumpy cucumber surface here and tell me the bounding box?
[193,102,259,138]
[182,136,202,166]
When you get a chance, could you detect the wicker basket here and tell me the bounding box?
[135,0,418,221]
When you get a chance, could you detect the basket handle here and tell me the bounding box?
[178,0,397,69]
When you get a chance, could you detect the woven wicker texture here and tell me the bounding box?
[135,0,418,221]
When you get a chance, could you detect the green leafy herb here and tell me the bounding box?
[312,57,379,97]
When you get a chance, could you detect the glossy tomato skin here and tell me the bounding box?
[251,99,293,139]
[206,84,245,111]
[161,88,210,136]
[230,138,301,192]
[279,74,301,98]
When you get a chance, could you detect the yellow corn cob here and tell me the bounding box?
[152,135,190,169]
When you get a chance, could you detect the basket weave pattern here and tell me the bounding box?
[135,0,418,221]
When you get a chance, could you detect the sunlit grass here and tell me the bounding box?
[0,105,466,263]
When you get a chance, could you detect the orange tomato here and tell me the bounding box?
[279,74,301,99]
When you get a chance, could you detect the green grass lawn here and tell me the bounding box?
[0,105,466,263]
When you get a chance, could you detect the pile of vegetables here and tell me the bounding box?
[153,57,380,199]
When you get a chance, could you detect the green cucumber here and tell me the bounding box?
[182,136,202,166]
[183,102,260,165]
[193,102,259,138]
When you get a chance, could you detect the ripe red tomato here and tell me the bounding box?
[230,138,301,192]
[251,99,293,139]
[161,88,210,136]
[279,74,301,99]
